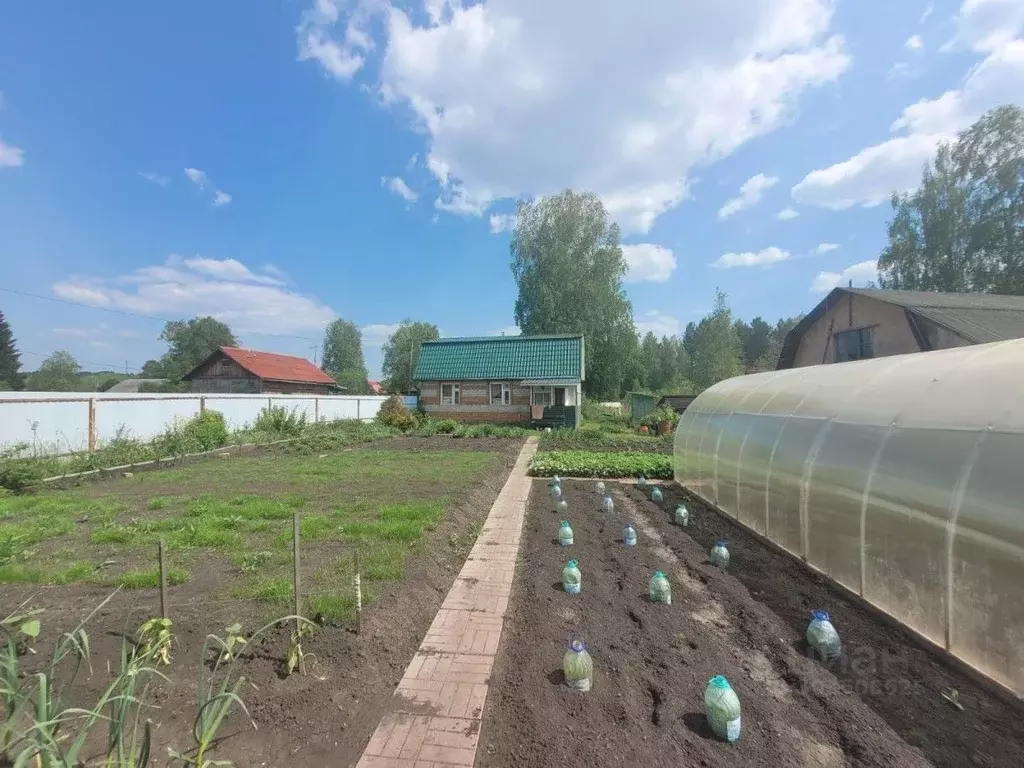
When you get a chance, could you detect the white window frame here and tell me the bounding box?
[490,382,511,405]
[440,382,461,405]
[531,386,553,407]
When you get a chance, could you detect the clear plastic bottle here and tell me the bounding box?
[636,473,648,490]
[650,487,663,503]
[551,483,563,500]
[623,524,637,546]
[562,559,581,594]
[806,610,841,661]
[596,481,606,496]
[705,675,741,742]
[674,504,689,527]
[563,639,593,691]
[649,570,671,604]
[710,540,730,568]
[550,475,562,488]
[602,495,615,513]
[556,499,568,514]
[559,520,574,547]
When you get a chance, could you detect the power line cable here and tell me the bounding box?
[0,286,321,342]
[18,349,142,373]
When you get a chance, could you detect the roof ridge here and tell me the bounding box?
[423,333,583,343]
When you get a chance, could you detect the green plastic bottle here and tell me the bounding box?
[558,520,574,547]
[705,675,741,742]
[563,639,593,691]
[562,559,581,594]
[649,570,671,604]
[650,487,663,503]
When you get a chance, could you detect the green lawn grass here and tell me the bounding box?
[0,449,500,622]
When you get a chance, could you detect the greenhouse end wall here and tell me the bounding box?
[673,339,1024,696]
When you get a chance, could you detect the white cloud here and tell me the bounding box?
[718,173,779,220]
[0,138,24,168]
[636,310,681,338]
[303,0,850,234]
[711,246,791,269]
[622,243,677,283]
[489,213,516,234]
[138,172,170,187]
[382,175,419,202]
[921,3,934,23]
[52,256,336,334]
[53,327,91,338]
[793,4,1024,210]
[777,206,799,220]
[810,259,878,292]
[814,242,840,254]
[906,34,924,51]
[262,264,288,280]
[180,256,283,285]
[296,0,373,80]
[361,323,401,345]
[184,167,208,189]
[213,190,232,207]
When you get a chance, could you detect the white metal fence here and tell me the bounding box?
[0,392,419,456]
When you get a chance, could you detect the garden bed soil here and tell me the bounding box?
[479,479,1024,768]
[2,440,525,767]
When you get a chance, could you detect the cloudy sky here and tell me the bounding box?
[1,0,1022,376]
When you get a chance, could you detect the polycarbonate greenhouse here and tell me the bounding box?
[673,339,1024,696]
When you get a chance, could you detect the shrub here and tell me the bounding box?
[528,450,672,479]
[435,419,459,434]
[375,395,417,431]
[159,410,229,455]
[252,405,307,437]
[0,460,44,492]
[641,405,679,428]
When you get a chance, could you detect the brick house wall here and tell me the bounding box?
[419,380,533,423]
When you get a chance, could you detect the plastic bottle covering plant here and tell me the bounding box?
[623,524,637,546]
[596,481,606,495]
[557,499,568,514]
[602,495,614,513]
[705,675,741,742]
[806,610,842,661]
[563,639,593,691]
[674,504,689,526]
[710,540,730,568]
[562,559,581,595]
[550,475,562,487]
[649,571,671,604]
[551,484,563,501]
[136,617,172,666]
[636,474,648,490]
[650,487,663,503]
[559,521,574,547]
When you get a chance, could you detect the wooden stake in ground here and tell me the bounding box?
[354,549,362,634]
[293,510,305,675]
[158,540,168,620]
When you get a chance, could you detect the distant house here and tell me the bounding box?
[182,347,339,395]
[414,334,585,427]
[779,288,1024,369]
[105,378,168,393]
[367,380,384,395]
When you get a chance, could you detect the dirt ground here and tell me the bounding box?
[479,479,1024,768]
[1,437,525,767]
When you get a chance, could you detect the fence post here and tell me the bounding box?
[200,396,206,415]
[314,398,319,423]
[87,398,97,452]
[357,398,361,422]
[158,540,168,620]
[354,549,362,634]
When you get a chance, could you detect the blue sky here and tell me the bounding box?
[1,0,1022,378]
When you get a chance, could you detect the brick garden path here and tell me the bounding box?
[356,438,538,767]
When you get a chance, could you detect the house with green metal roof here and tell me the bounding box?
[413,334,585,427]
[779,288,1024,369]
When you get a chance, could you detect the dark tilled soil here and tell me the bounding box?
[2,440,524,768]
[479,479,1024,768]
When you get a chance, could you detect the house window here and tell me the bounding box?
[532,386,553,407]
[441,383,461,405]
[490,382,511,405]
[217,359,233,375]
[835,328,874,362]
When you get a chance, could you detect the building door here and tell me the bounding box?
[554,387,566,406]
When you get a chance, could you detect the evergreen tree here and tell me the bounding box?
[0,310,21,390]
